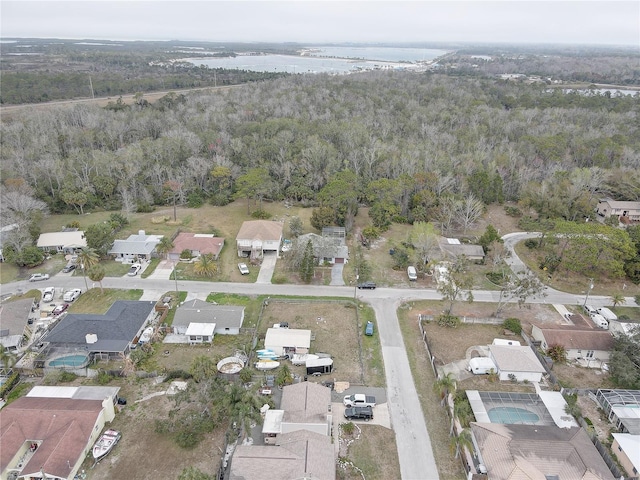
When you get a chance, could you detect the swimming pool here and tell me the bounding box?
[488,406,540,424]
[48,354,89,368]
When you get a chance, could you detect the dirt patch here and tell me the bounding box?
[85,385,226,480]
[259,301,365,384]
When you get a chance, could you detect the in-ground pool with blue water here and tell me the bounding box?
[488,406,540,424]
[48,354,89,368]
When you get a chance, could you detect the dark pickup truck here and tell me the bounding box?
[344,406,374,421]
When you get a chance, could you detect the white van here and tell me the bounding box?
[596,307,618,322]
[590,313,609,330]
[407,266,418,281]
[584,305,597,316]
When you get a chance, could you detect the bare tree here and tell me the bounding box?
[457,194,484,235]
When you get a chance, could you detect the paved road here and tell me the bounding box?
[4,232,638,480]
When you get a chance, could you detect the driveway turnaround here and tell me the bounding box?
[369,297,439,480]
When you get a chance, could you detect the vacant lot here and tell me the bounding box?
[338,424,400,480]
[257,300,384,386]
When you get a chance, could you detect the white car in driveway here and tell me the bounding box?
[63,288,82,302]
[238,263,250,275]
[128,263,142,276]
[42,287,55,303]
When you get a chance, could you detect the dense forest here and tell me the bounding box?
[2,51,640,278]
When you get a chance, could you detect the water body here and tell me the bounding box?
[184,46,448,74]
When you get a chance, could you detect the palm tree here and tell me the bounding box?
[434,372,457,407]
[156,236,174,259]
[449,428,474,459]
[193,254,218,278]
[77,247,99,291]
[224,383,263,436]
[610,293,626,308]
[87,264,106,293]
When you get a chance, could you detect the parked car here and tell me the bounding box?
[29,273,49,282]
[42,287,55,303]
[63,289,82,302]
[357,281,376,289]
[238,263,250,275]
[62,264,77,273]
[127,263,142,276]
[344,406,374,421]
[407,266,418,281]
[365,321,375,336]
[52,303,69,316]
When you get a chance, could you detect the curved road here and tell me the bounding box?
[3,232,638,479]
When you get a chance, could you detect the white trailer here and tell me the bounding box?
[590,313,609,330]
[468,357,497,375]
[596,307,618,322]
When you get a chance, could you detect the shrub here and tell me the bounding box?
[209,193,230,206]
[136,202,155,213]
[164,370,193,381]
[341,422,355,435]
[94,370,113,385]
[187,192,204,208]
[502,318,522,335]
[58,371,78,383]
[437,314,461,328]
[504,205,522,217]
[65,221,81,229]
[547,344,567,363]
[0,371,20,399]
[180,249,193,260]
[251,209,272,219]
[524,239,539,249]
[486,271,507,285]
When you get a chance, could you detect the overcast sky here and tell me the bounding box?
[2,1,639,46]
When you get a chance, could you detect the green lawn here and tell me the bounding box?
[69,288,143,314]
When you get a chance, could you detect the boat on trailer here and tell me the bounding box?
[254,360,280,371]
[92,429,121,460]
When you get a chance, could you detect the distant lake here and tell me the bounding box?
[183,45,448,74]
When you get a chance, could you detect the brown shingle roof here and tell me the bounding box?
[169,232,224,257]
[229,430,335,480]
[0,397,103,478]
[236,220,283,242]
[471,423,615,480]
[535,326,614,351]
[280,382,331,425]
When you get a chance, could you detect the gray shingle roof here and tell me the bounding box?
[173,299,244,329]
[45,301,155,353]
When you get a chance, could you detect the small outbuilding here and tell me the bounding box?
[264,328,311,357]
[489,344,546,382]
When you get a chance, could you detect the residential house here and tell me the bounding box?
[107,230,163,262]
[0,298,36,353]
[27,385,121,422]
[168,232,224,261]
[229,430,335,480]
[531,324,614,368]
[612,433,640,477]
[296,233,349,264]
[262,382,332,444]
[36,230,86,254]
[264,328,311,357]
[236,220,283,258]
[44,301,156,360]
[439,238,485,262]
[0,394,111,480]
[488,344,546,382]
[469,423,615,479]
[596,198,640,223]
[172,299,245,336]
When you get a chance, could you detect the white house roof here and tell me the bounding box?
[538,391,579,429]
[489,345,546,373]
[108,232,162,255]
[185,323,216,336]
[262,409,285,434]
[26,386,120,401]
[612,433,640,472]
[37,231,86,249]
[264,328,311,349]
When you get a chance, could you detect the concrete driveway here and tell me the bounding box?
[256,251,277,284]
[330,263,345,286]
